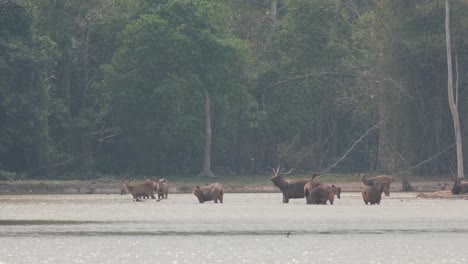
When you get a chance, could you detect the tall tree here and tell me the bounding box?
[352,0,464,176]
[43,0,138,177]
[71,0,112,174]
[266,0,361,171]
[445,0,464,180]
[199,93,215,178]
[102,0,249,175]
[0,1,54,177]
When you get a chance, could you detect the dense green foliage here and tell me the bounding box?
[1,0,467,179]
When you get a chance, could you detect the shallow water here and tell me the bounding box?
[0,192,467,263]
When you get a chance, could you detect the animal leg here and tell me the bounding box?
[362,193,368,205]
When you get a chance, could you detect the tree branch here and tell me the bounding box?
[396,143,456,176]
[268,71,361,88]
[321,118,387,174]
[455,54,459,106]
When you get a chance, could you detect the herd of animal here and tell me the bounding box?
[120,168,399,205]
[121,178,169,201]
[121,178,224,203]
[269,167,394,205]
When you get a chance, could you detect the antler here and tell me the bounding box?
[272,165,280,177]
[272,165,294,177]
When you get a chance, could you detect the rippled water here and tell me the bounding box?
[0,192,467,263]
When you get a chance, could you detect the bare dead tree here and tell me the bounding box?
[199,93,215,178]
[445,0,464,181]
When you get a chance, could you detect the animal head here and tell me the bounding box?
[270,166,293,182]
[309,173,321,181]
[360,173,368,181]
[121,179,132,187]
[121,179,134,192]
[159,178,168,184]
[331,185,341,199]
[193,186,204,202]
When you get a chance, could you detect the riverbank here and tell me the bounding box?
[0,174,455,195]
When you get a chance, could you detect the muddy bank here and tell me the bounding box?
[0,180,453,195]
[416,190,468,199]
[0,181,118,195]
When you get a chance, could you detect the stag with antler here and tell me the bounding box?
[270,166,313,203]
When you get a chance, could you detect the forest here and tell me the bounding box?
[1,0,468,180]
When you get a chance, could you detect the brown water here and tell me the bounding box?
[0,193,467,264]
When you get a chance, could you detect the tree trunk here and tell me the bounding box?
[401,175,415,192]
[32,70,49,178]
[199,94,215,178]
[445,0,464,181]
[26,66,49,178]
[72,26,91,175]
[377,81,395,174]
[235,107,243,175]
[271,1,277,18]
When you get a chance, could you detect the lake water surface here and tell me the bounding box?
[0,192,467,263]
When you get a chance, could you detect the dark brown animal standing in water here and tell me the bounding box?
[122,180,156,201]
[362,184,385,205]
[360,174,394,196]
[305,184,340,205]
[156,178,169,199]
[137,179,157,199]
[270,166,317,203]
[451,178,468,194]
[193,183,224,203]
[303,176,322,204]
[309,185,332,204]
